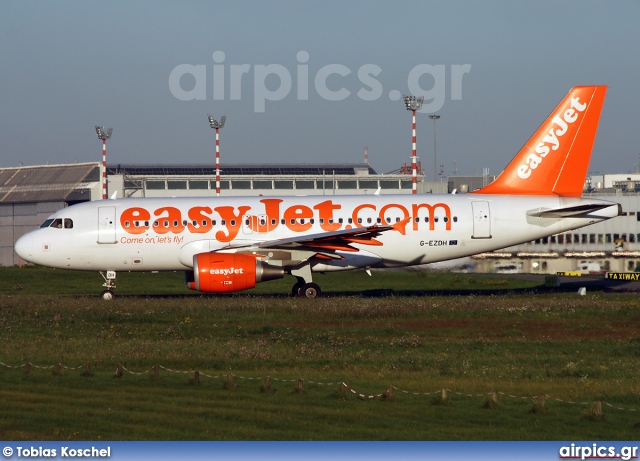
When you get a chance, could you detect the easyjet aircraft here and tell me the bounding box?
[15,86,620,299]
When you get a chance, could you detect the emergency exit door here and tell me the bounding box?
[471,201,491,239]
[98,206,117,244]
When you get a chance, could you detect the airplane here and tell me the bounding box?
[14,86,621,299]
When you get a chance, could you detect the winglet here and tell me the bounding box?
[472,86,607,197]
[391,216,411,235]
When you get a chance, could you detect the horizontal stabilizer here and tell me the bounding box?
[526,203,620,218]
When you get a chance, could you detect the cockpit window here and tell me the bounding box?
[42,218,73,229]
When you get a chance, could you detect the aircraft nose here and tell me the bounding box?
[14,233,33,262]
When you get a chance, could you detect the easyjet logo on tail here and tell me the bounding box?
[517,96,587,180]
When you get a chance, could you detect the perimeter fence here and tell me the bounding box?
[2,360,638,418]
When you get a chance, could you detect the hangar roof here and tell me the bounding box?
[0,162,379,204]
[0,163,99,203]
[107,163,377,176]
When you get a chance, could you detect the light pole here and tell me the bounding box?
[207,114,226,196]
[429,114,441,182]
[403,95,424,194]
[95,126,113,200]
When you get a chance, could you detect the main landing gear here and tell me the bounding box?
[99,271,117,300]
[291,278,321,298]
[290,264,321,298]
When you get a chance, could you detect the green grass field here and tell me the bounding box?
[1,266,640,440]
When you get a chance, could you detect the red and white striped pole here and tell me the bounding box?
[95,126,112,200]
[102,138,107,199]
[411,109,417,195]
[403,96,423,195]
[208,115,226,197]
[215,127,221,196]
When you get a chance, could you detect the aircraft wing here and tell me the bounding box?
[219,218,409,257]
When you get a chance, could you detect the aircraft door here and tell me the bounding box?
[98,206,117,244]
[257,214,269,234]
[471,201,491,239]
[242,215,253,235]
[242,214,270,235]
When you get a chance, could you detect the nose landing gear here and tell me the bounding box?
[99,271,117,300]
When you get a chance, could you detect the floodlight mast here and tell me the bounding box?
[429,115,441,182]
[95,126,113,200]
[403,96,424,194]
[208,115,226,196]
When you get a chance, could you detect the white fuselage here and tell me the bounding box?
[14,193,620,273]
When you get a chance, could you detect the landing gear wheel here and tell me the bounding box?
[99,271,117,300]
[291,282,304,297]
[100,290,115,301]
[301,283,321,299]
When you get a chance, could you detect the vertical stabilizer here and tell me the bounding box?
[473,86,607,197]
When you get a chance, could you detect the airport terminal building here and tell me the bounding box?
[2,161,640,274]
[0,161,439,266]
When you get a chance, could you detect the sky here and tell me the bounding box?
[2,1,640,178]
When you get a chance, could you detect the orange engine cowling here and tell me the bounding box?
[186,253,284,293]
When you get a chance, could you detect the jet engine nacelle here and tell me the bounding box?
[186,253,284,293]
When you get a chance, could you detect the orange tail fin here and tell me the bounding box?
[472,86,607,197]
